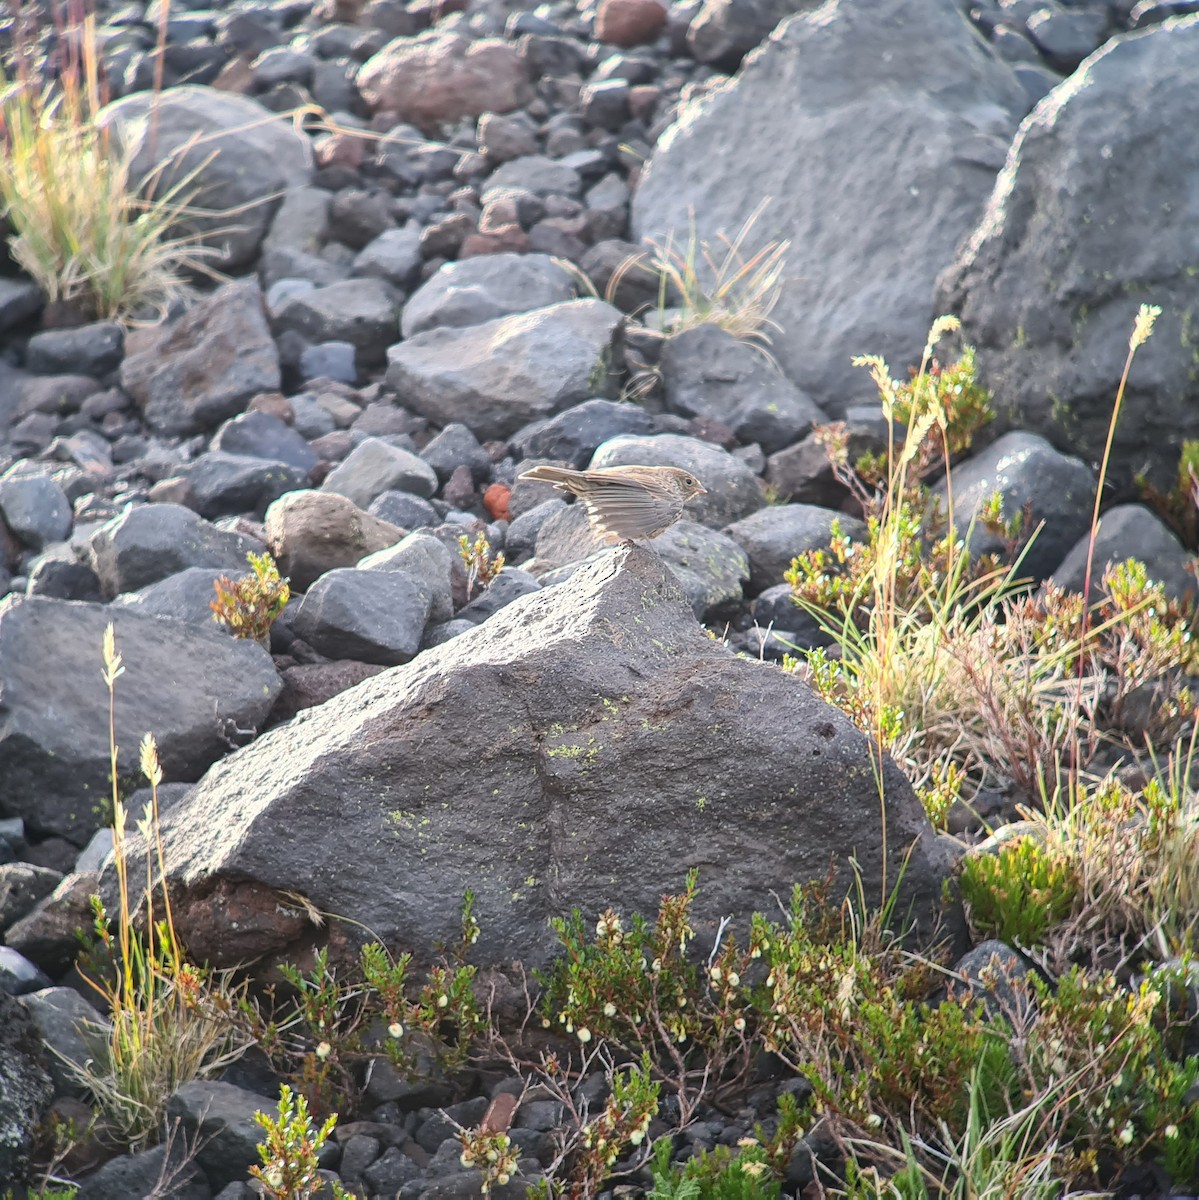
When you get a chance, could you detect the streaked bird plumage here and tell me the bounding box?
[518,464,707,543]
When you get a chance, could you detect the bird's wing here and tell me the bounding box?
[580,485,682,539]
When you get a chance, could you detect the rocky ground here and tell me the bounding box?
[3,0,1199,1194]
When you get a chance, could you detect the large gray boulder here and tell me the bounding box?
[633,0,1027,415]
[0,598,281,843]
[138,546,953,971]
[98,86,313,271]
[938,16,1199,492]
[386,299,624,441]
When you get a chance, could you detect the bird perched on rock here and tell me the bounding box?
[518,464,707,543]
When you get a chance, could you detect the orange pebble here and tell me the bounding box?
[483,482,512,522]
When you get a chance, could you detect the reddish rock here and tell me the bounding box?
[314,131,367,170]
[595,0,667,46]
[483,482,511,521]
[459,227,532,257]
[628,84,661,121]
[358,32,530,131]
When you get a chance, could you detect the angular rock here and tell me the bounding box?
[400,253,577,339]
[511,398,654,469]
[660,324,827,453]
[482,155,583,201]
[725,503,867,592]
[687,0,819,68]
[368,491,439,530]
[293,568,431,665]
[264,489,404,591]
[120,279,282,437]
[420,423,492,486]
[259,185,341,289]
[0,472,72,551]
[595,0,668,46]
[0,863,64,929]
[99,85,313,270]
[1049,503,1197,601]
[938,16,1199,492]
[88,503,264,598]
[456,568,541,623]
[0,597,280,842]
[590,432,764,526]
[634,0,1027,415]
[0,991,53,1189]
[322,437,439,507]
[212,410,318,473]
[358,531,455,623]
[353,224,424,289]
[358,32,531,130]
[271,278,397,367]
[25,321,123,378]
[74,1142,210,1200]
[111,566,229,626]
[184,452,308,519]
[166,1080,269,1190]
[271,660,386,724]
[18,986,108,1098]
[940,432,1095,584]
[387,299,623,441]
[144,547,953,972]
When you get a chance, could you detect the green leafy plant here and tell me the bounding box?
[210,551,291,642]
[958,835,1079,947]
[250,1084,349,1200]
[648,1135,783,1199]
[1139,437,1199,549]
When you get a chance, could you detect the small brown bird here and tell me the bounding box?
[519,464,707,543]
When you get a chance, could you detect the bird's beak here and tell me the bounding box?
[695,486,707,495]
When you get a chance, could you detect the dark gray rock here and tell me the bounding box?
[400,252,578,338]
[353,224,424,289]
[368,490,439,529]
[634,0,1027,416]
[511,398,654,469]
[0,946,52,996]
[25,321,123,378]
[0,472,72,550]
[259,186,342,289]
[1025,4,1109,71]
[146,546,954,974]
[589,433,764,527]
[272,277,397,367]
[167,1079,270,1190]
[184,452,309,519]
[687,0,820,68]
[120,279,281,436]
[293,568,432,664]
[940,432,1095,583]
[323,436,439,506]
[112,567,229,625]
[456,567,541,623]
[388,300,623,441]
[18,985,109,1098]
[660,324,827,453]
[88,503,264,597]
[26,555,103,602]
[482,155,582,200]
[363,1145,423,1194]
[725,504,866,592]
[359,531,455,623]
[75,1142,211,1200]
[946,939,1034,1024]
[0,596,280,842]
[506,498,567,559]
[420,423,492,485]
[938,16,1199,493]
[99,85,313,271]
[0,278,43,334]
[299,341,357,384]
[211,410,318,473]
[0,863,64,929]
[0,990,54,1188]
[1049,503,1197,601]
